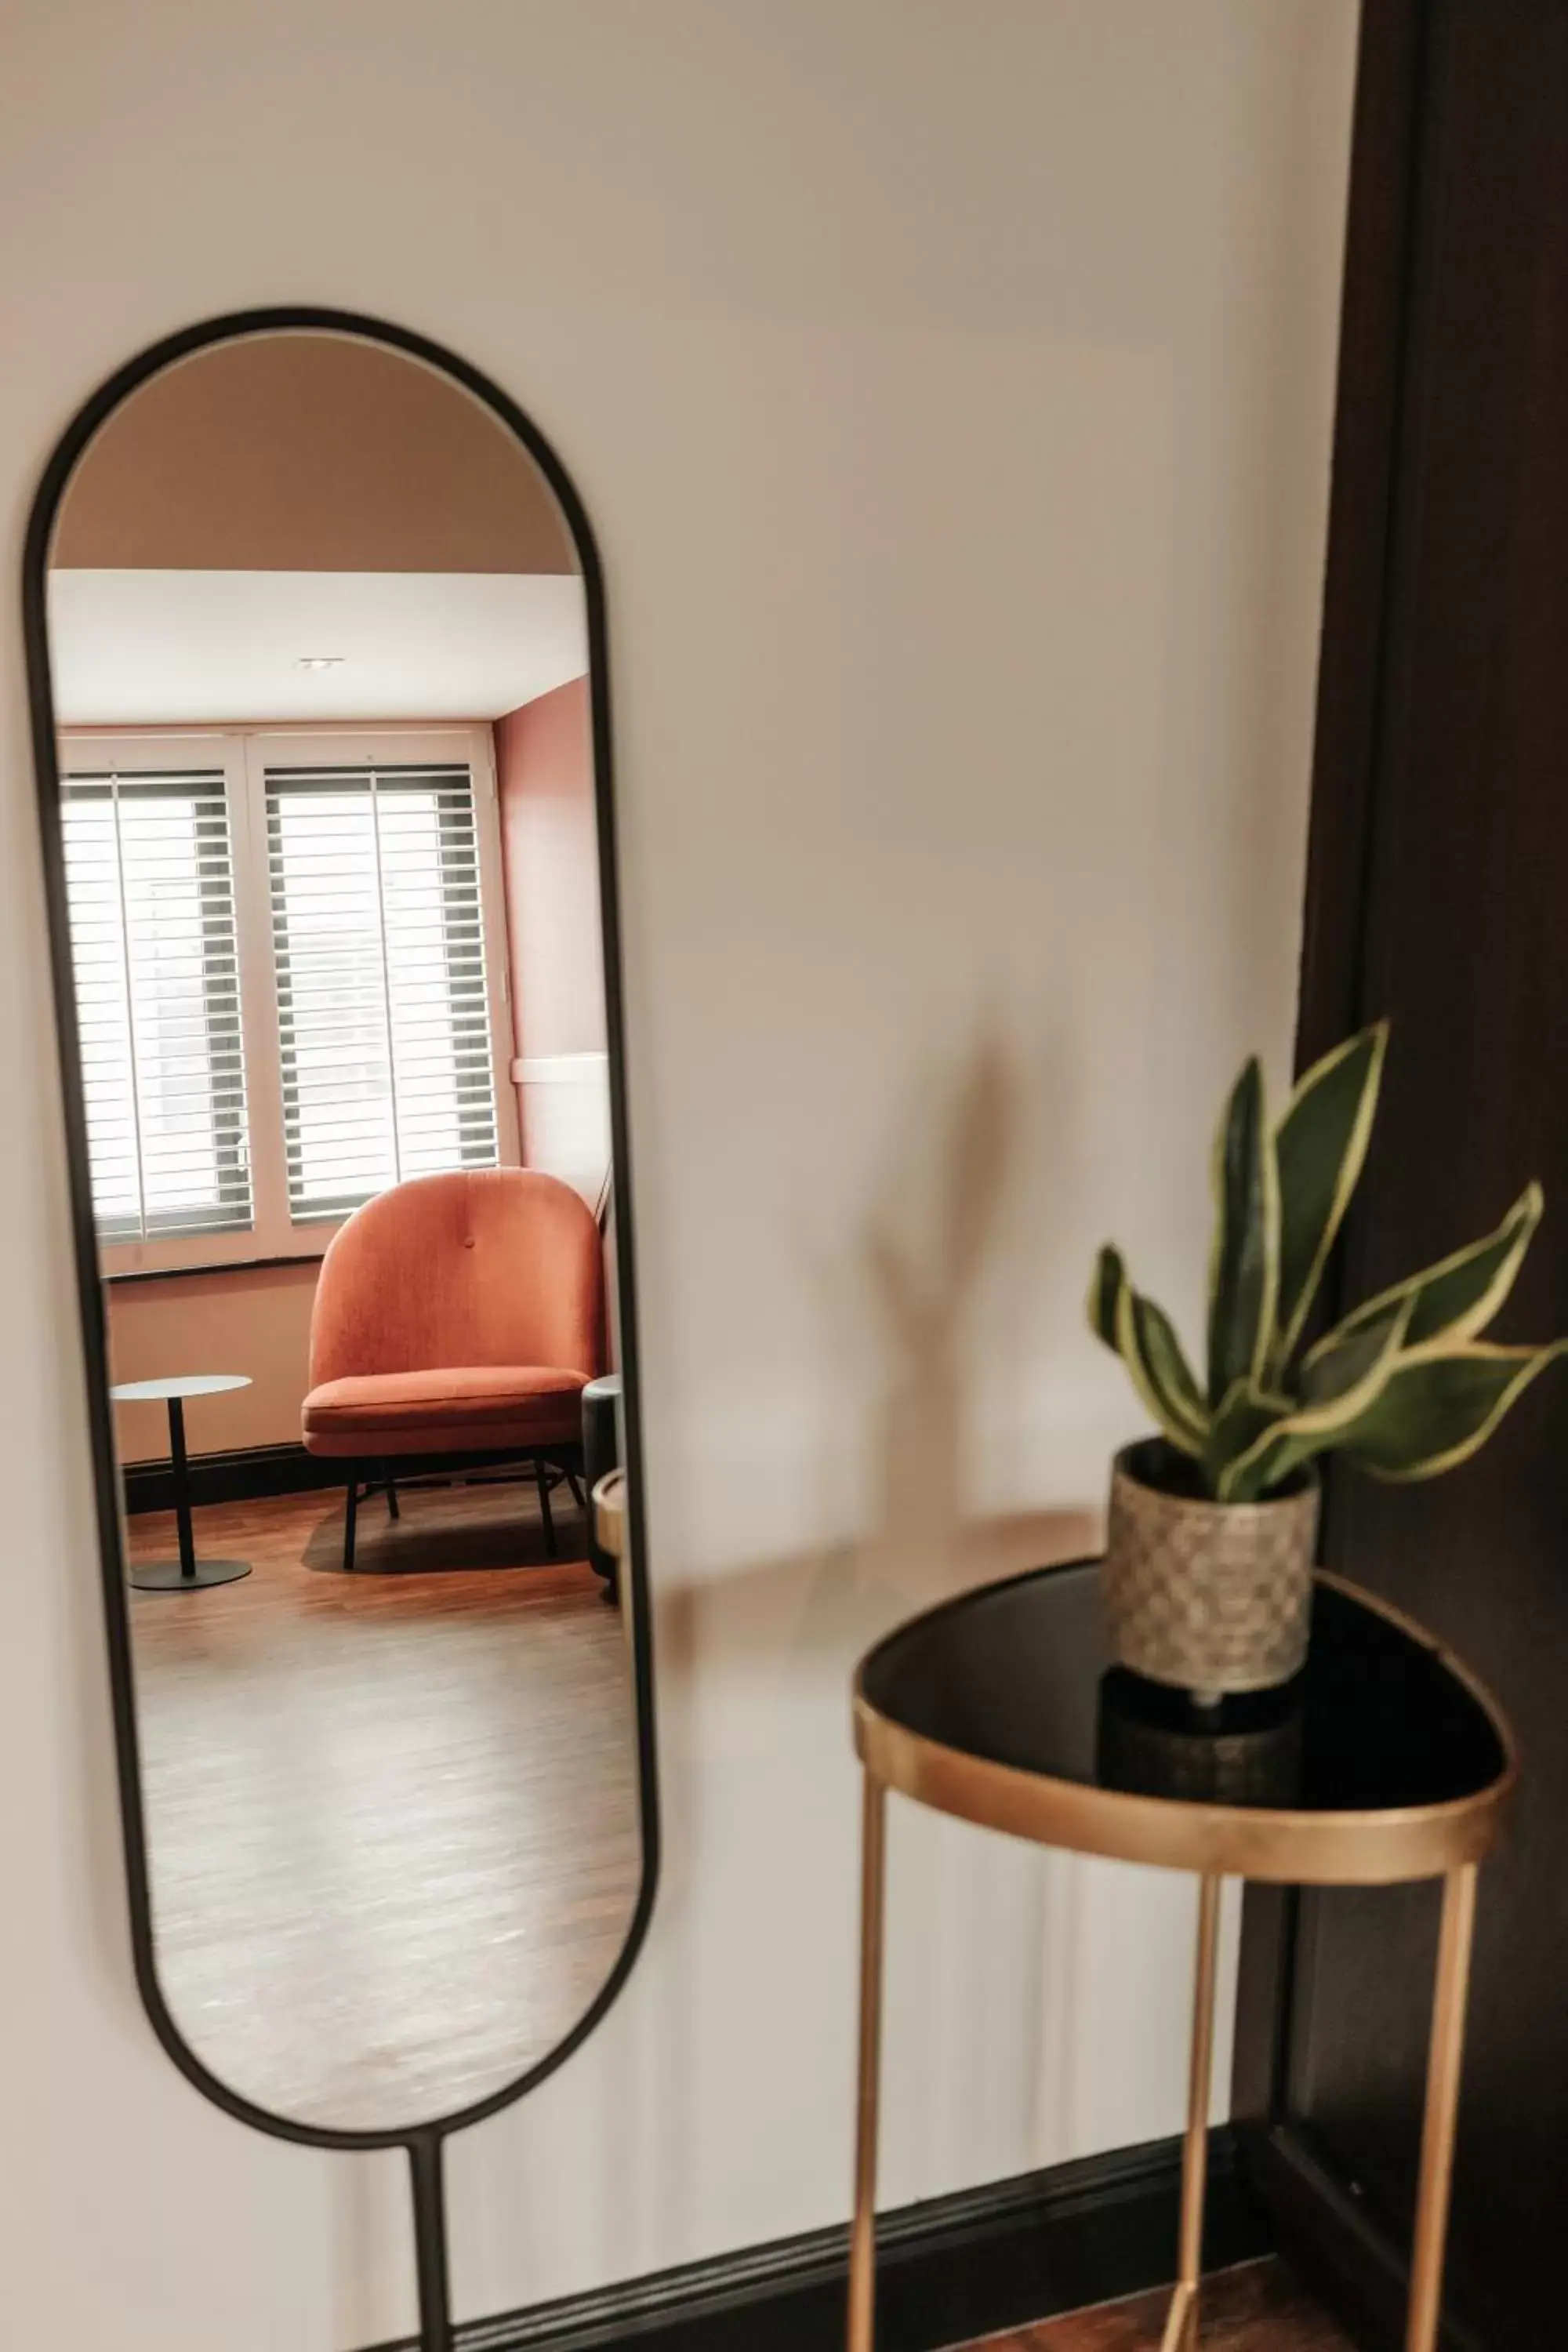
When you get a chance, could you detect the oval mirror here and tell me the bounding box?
[24,312,656,2348]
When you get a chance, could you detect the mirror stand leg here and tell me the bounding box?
[408,2134,453,2352]
[847,1771,886,2352]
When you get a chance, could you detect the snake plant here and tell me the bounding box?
[1089,1022,1566,1502]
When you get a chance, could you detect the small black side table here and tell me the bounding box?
[582,1372,622,1597]
[111,1374,253,1592]
[848,1562,1516,2352]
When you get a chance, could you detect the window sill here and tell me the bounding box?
[104,1253,328,1287]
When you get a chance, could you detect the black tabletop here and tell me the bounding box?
[858,1561,1509,1819]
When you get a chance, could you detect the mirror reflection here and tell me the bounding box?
[1096,1670,1303,1809]
[45,329,644,2132]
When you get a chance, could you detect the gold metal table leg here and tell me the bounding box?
[1405,1864,1479,2352]
[1160,1874,1222,2352]
[848,1771,887,2352]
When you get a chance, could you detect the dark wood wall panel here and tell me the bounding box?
[1244,6,1568,2349]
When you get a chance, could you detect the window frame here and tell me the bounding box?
[60,721,518,1277]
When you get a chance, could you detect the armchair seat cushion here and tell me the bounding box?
[302,1364,589,1457]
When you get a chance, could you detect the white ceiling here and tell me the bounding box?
[47,569,589,724]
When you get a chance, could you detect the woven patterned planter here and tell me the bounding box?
[1102,1438,1319,1701]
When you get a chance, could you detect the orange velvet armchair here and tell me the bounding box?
[302,1167,603,1569]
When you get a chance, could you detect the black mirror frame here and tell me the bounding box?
[21,307,660,2352]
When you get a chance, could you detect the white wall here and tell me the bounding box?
[0,4,1359,2345]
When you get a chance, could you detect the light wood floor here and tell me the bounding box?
[126,1475,643,2133]
[962,2258,1355,2350]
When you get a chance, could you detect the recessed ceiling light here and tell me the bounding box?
[297,655,345,672]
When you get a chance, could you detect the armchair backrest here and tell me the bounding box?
[308,1168,604,1387]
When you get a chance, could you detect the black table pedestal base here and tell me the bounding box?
[129,1394,252,1593]
[131,1557,252,1592]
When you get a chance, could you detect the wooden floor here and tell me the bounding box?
[126,1476,642,2132]
[963,2259,1356,2350]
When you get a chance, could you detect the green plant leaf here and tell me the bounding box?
[1217,1433,1306,1504]
[1130,1293,1206,1438]
[1115,1279,1207,1456]
[1205,1377,1289,1500]
[1206,1057,1279,1407]
[1296,1298,1414,1408]
[1327,1184,1544,1354]
[1089,1244,1207,1454]
[1340,1338,1568,1481]
[1217,1298,1414,1501]
[1087,1243,1124,1348]
[1272,1021,1388,1367]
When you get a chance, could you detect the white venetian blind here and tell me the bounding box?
[60,768,252,1242]
[265,762,499,1220]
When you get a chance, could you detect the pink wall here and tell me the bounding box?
[107,1260,321,1461]
[56,333,575,575]
[495,677,611,1206]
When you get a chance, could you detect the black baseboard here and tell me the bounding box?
[1237,2120,1482,2352]
[365,2129,1272,2352]
[122,1442,587,1517]
[122,1440,337,1514]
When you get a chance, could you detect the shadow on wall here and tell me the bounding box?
[672,1039,1096,1683]
[570,1043,1127,2283]
[862,1040,1041,1602]
[453,1045,1203,2303]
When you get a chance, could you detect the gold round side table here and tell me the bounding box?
[847,1560,1515,2352]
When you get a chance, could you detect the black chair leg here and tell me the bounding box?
[563,1460,586,1508]
[534,1455,557,1559]
[344,1468,359,1573]
[385,1462,400,1519]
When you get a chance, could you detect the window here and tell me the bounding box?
[267,764,499,1219]
[59,729,515,1274]
[61,765,252,1243]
